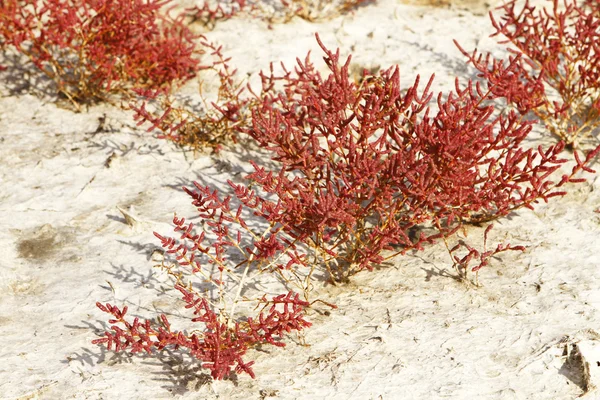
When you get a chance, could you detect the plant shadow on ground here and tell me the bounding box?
[162,134,283,191]
[87,132,167,159]
[418,256,462,283]
[142,340,299,394]
[64,287,219,394]
[63,337,219,395]
[400,38,471,79]
[97,259,210,309]
[103,260,161,290]
[108,237,272,302]
[63,319,136,368]
[558,344,588,394]
[144,351,215,394]
[0,50,59,102]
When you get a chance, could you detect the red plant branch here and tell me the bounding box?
[446,224,526,285]
[93,286,311,379]
[458,0,600,148]
[94,179,319,379]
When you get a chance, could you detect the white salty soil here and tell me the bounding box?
[2,0,600,399]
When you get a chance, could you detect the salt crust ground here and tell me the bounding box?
[2,0,600,399]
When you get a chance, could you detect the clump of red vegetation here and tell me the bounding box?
[93,7,600,377]
[94,287,311,380]
[457,0,600,148]
[0,0,200,109]
[94,181,320,379]
[241,34,597,281]
[94,34,599,379]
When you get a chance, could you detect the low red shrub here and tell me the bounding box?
[94,181,318,379]
[241,34,597,281]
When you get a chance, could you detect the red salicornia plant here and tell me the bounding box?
[443,224,525,285]
[240,34,597,281]
[94,182,318,380]
[0,0,200,109]
[94,33,599,380]
[458,0,600,148]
